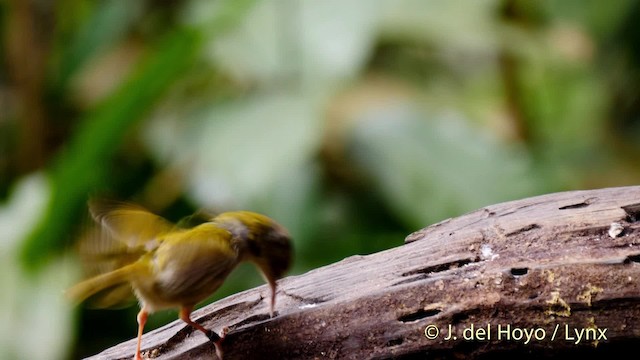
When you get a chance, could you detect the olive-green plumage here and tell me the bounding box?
[67,200,292,360]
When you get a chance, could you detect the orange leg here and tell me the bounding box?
[135,308,148,360]
[179,306,226,359]
[268,279,277,317]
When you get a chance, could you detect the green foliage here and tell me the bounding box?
[53,0,144,92]
[347,108,541,229]
[21,27,202,269]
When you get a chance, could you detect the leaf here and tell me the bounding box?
[144,91,323,210]
[20,27,202,269]
[21,0,256,269]
[203,0,380,86]
[346,103,544,228]
[0,174,75,360]
[53,0,144,91]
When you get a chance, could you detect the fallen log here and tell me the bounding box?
[88,186,640,359]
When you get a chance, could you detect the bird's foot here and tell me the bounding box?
[206,327,228,359]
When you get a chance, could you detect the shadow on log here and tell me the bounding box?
[88,187,640,359]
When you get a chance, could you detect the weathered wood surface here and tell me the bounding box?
[88,187,640,359]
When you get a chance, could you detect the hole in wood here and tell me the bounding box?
[232,313,273,328]
[506,224,540,236]
[558,198,595,210]
[451,312,469,323]
[624,254,640,264]
[391,275,428,287]
[402,257,478,277]
[622,203,640,222]
[510,267,529,276]
[282,290,327,305]
[386,338,404,347]
[195,297,264,324]
[398,308,441,323]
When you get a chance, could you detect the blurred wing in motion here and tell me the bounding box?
[74,199,175,308]
[74,223,139,308]
[88,198,176,250]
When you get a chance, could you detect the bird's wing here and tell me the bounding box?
[89,198,175,249]
[175,209,217,229]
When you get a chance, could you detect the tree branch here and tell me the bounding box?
[88,186,640,359]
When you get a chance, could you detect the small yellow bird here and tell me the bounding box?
[67,200,292,360]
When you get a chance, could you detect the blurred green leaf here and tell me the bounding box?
[145,91,323,209]
[22,26,202,270]
[21,0,258,270]
[347,104,544,228]
[545,0,635,39]
[203,0,379,87]
[0,174,75,360]
[53,0,144,91]
[248,162,324,263]
[379,0,498,53]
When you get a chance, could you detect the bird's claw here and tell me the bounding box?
[205,329,221,342]
[206,326,228,342]
[207,327,229,359]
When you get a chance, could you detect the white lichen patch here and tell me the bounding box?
[299,303,318,309]
[480,244,499,260]
[608,222,624,238]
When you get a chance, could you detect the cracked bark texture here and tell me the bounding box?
[87,186,640,359]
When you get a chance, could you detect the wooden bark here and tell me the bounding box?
[88,187,640,359]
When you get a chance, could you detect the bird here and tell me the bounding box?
[67,199,293,359]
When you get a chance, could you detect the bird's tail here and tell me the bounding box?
[66,262,142,305]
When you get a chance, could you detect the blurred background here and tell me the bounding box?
[1,0,640,358]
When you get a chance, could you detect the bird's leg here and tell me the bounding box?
[135,308,148,360]
[179,306,225,359]
[268,279,277,317]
